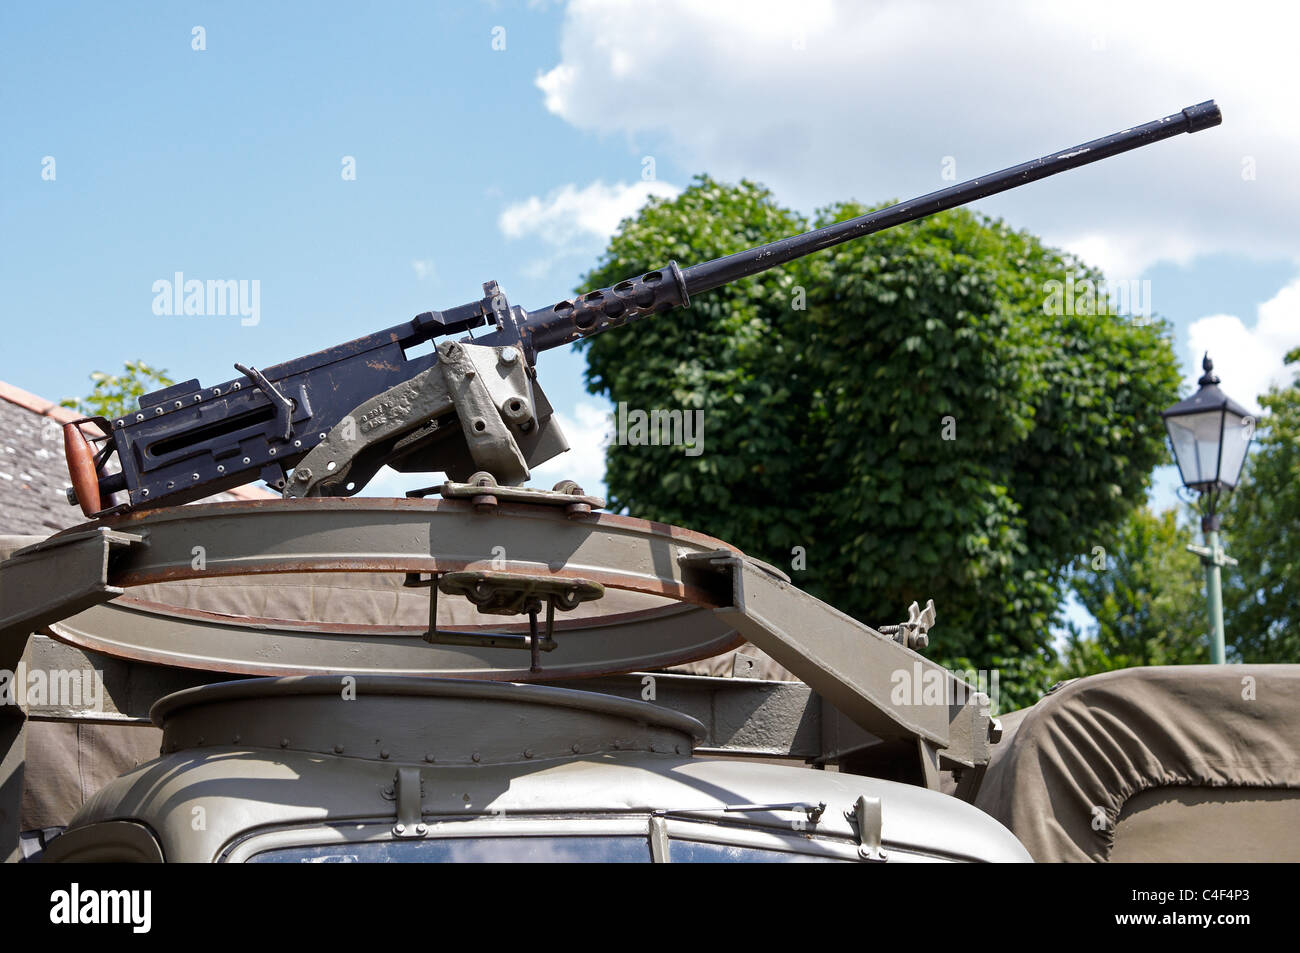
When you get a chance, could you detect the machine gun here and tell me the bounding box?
[63,102,1221,517]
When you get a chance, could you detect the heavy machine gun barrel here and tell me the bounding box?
[683,101,1221,295]
[63,102,1220,516]
[522,101,1220,352]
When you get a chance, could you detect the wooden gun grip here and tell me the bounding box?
[63,422,102,517]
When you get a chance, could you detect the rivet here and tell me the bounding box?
[136,413,145,421]
[173,400,182,409]
[233,382,241,390]
[394,823,406,835]
[675,745,682,755]
[471,752,481,763]
[193,394,201,402]
[334,744,344,754]
[318,433,326,440]
[571,743,580,753]
[154,407,163,415]
[269,448,276,455]
[233,734,240,743]
[280,737,289,747]
[141,489,149,497]
[380,749,390,759]
[424,753,435,763]
[523,749,533,759]
[416,823,427,835]
[217,465,225,473]
[243,456,251,464]
[191,472,200,481]
[294,440,302,447]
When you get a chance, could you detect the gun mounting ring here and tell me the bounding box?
[0,497,997,769]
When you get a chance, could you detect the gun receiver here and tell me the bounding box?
[64,102,1220,517]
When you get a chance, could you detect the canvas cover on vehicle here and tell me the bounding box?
[975,664,1300,862]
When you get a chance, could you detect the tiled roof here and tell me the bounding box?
[0,380,275,537]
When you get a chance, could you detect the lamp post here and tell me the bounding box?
[1161,354,1253,664]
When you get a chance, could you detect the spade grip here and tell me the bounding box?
[63,422,102,517]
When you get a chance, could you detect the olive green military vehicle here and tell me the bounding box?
[6,102,1275,865]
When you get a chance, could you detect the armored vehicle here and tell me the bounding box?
[0,103,1230,863]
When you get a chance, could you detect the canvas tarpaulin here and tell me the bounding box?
[974,664,1300,862]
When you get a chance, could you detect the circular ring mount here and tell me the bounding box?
[46,497,746,680]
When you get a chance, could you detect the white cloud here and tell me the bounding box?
[499,179,680,255]
[529,400,612,495]
[1058,233,1205,283]
[538,0,1300,280]
[1186,276,1300,415]
[411,258,436,280]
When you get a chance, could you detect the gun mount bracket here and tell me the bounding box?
[678,548,993,782]
[438,570,605,616]
[413,570,604,673]
[426,473,605,517]
[4,497,989,783]
[285,340,568,500]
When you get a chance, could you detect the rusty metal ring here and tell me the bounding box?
[41,497,747,680]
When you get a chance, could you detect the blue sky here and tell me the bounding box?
[4,1,1297,524]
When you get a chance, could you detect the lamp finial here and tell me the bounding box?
[1198,352,1220,387]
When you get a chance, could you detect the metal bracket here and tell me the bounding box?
[437,341,531,484]
[438,571,605,617]
[383,767,427,838]
[847,795,887,862]
[916,738,942,791]
[286,363,453,498]
[731,651,761,678]
[649,814,670,863]
[0,528,145,647]
[286,341,565,499]
[678,550,993,775]
[408,569,605,674]
[1187,542,1238,568]
[430,474,605,518]
[877,599,936,651]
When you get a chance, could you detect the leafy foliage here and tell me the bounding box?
[581,177,1181,707]
[1062,506,1209,674]
[1222,348,1300,661]
[60,360,174,422]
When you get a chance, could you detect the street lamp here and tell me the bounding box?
[1161,354,1253,663]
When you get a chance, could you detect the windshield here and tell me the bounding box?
[249,836,652,863]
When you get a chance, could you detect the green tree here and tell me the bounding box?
[581,177,1181,707]
[1222,347,1300,661]
[60,360,174,422]
[1062,506,1209,676]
